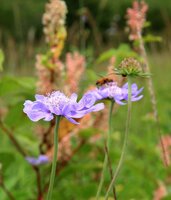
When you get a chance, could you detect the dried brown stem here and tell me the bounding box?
[33,166,43,200]
[39,119,55,153]
[0,120,27,157]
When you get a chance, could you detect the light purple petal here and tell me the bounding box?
[131,95,144,101]
[70,93,78,102]
[121,83,143,102]
[23,100,53,122]
[122,83,128,89]
[131,83,138,91]
[134,87,144,96]
[67,111,85,118]
[64,116,80,125]
[35,94,46,102]
[78,93,97,109]
[89,103,105,112]
[115,99,126,105]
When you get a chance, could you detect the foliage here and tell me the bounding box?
[0,1,170,199]
[0,52,170,200]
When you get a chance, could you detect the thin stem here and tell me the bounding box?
[46,116,61,200]
[105,77,132,200]
[96,101,114,200]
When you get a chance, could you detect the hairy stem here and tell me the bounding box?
[138,31,169,167]
[105,77,132,200]
[46,116,61,200]
[96,101,114,200]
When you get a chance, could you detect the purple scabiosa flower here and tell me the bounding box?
[26,155,49,166]
[84,82,143,105]
[23,91,104,124]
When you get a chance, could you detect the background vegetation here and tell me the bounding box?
[0,0,171,199]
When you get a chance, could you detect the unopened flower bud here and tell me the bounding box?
[115,57,150,77]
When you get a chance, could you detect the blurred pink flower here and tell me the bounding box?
[35,54,64,94]
[153,182,167,200]
[126,1,148,40]
[65,52,85,93]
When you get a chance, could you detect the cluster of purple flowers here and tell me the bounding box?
[24,82,143,125]
[24,82,143,165]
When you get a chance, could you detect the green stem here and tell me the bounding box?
[46,116,61,200]
[104,77,132,200]
[96,100,114,200]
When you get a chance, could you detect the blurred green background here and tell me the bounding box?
[0,0,171,74]
[0,0,171,199]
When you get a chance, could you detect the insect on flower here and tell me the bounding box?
[96,77,114,87]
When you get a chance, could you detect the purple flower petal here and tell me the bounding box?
[78,93,97,109]
[121,83,144,102]
[23,101,53,122]
[70,93,78,102]
[131,95,144,101]
[64,116,80,124]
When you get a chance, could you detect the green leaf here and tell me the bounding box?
[0,76,36,97]
[4,102,27,126]
[95,44,138,65]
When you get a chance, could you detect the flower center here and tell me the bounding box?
[46,91,70,109]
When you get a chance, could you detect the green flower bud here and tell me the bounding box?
[115,57,150,77]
